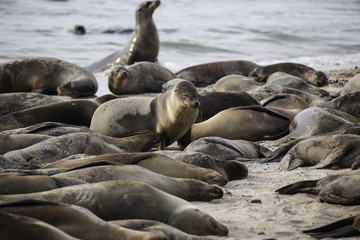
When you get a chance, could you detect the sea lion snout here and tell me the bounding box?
[189,100,200,108]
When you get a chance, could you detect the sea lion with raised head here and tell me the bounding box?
[249,62,328,87]
[0,57,98,97]
[0,180,229,236]
[108,61,175,94]
[86,1,161,72]
[90,80,200,149]
[53,164,224,202]
[175,60,259,86]
[0,199,167,240]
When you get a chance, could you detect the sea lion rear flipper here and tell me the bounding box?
[312,148,347,169]
[303,216,359,239]
[276,180,318,195]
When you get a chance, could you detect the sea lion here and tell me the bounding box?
[213,74,262,92]
[0,133,52,154]
[0,180,229,236]
[266,72,330,98]
[0,211,78,240]
[178,105,290,146]
[108,62,175,94]
[248,62,328,87]
[41,152,228,186]
[0,100,99,131]
[0,92,63,117]
[340,72,360,96]
[0,199,167,240]
[3,122,161,152]
[321,91,360,119]
[86,1,160,72]
[282,107,359,141]
[0,57,98,97]
[196,91,259,122]
[0,174,86,194]
[175,60,259,86]
[276,170,360,195]
[90,80,200,149]
[278,134,360,170]
[112,219,213,240]
[53,164,224,202]
[303,215,360,239]
[3,132,128,169]
[261,94,309,111]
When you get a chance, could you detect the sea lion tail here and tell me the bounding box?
[276,180,318,195]
[303,216,358,239]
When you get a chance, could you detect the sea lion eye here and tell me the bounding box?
[182,94,189,99]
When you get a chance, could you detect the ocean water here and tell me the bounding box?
[0,0,359,95]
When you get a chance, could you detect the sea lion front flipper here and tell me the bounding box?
[303,216,359,239]
[279,152,304,171]
[276,180,318,195]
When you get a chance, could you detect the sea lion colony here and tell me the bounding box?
[1,0,360,239]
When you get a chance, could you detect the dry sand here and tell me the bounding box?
[173,67,360,239]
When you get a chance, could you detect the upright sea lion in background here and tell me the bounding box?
[249,62,328,86]
[0,100,99,131]
[0,200,167,240]
[175,60,259,86]
[0,57,98,97]
[108,62,175,94]
[0,180,229,236]
[0,93,63,117]
[303,215,360,239]
[90,80,200,149]
[53,164,224,202]
[86,1,161,72]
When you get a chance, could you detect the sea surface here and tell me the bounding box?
[0,0,359,95]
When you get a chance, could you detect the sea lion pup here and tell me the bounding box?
[41,153,228,186]
[108,62,175,94]
[340,72,360,96]
[175,60,259,86]
[0,92,63,117]
[0,100,99,131]
[321,91,360,119]
[0,174,86,194]
[276,170,360,195]
[86,1,161,72]
[248,62,328,87]
[0,199,167,240]
[0,57,98,97]
[278,134,360,171]
[90,80,200,149]
[0,211,79,240]
[213,74,262,92]
[112,219,213,240]
[3,132,129,169]
[303,215,360,239]
[0,133,52,154]
[261,94,309,111]
[178,105,290,146]
[3,122,161,152]
[266,72,330,98]
[0,180,229,236]
[53,164,224,202]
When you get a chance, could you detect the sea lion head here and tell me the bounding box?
[306,70,328,87]
[108,66,133,95]
[173,80,200,109]
[136,1,161,23]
